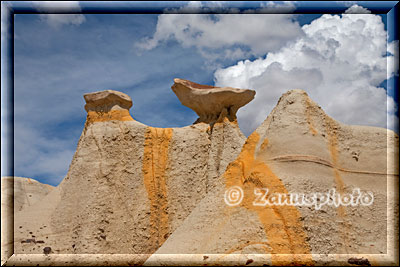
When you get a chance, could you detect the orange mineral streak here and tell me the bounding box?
[305,98,318,136]
[86,110,134,124]
[260,137,269,151]
[142,127,173,250]
[325,117,350,252]
[223,132,313,266]
[215,116,238,126]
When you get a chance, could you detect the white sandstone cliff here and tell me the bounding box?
[12,82,252,257]
[5,84,398,266]
[146,89,399,266]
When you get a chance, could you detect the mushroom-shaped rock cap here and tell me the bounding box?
[171,78,255,124]
[83,90,134,124]
[84,90,133,112]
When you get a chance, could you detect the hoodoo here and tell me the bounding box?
[84,89,134,124]
[11,82,250,260]
[171,78,255,124]
[5,84,398,266]
[146,89,399,266]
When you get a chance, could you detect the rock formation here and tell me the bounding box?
[146,89,399,265]
[84,90,134,124]
[172,78,255,124]
[4,82,398,266]
[1,177,53,264]
[11,80,248,259]
[2,176,53,212]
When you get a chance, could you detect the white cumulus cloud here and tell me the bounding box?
[344,4,372,14]
[388,40,399,77]
[34,1,86,28]
[135,13,303,60]
[214,13,398,135]
[259,1,297,12]
[39,14,85,28]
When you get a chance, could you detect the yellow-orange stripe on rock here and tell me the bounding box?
[224,132,313,266]
[305,98,318,136]
[86,109,134,124]
[142,127,173,250]
[325,116,351,253]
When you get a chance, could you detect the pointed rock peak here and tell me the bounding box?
[171,78,256,124]
[84,90,133,124]
[276,89,311,105]
[255,88,337,142]
[272,89,324,116]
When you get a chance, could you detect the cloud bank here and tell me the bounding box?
[214,8,398,135]
[135,13,303,61]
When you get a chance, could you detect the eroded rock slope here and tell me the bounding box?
[8,85,398,266]
[13,82,253,256]
[147,89,398,266]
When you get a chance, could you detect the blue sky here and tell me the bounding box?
[1,1,398,186]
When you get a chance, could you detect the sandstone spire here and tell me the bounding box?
[147,89,398,266]
[11,85,247,259]
[171,78,255,124]
[7,86,398,266]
